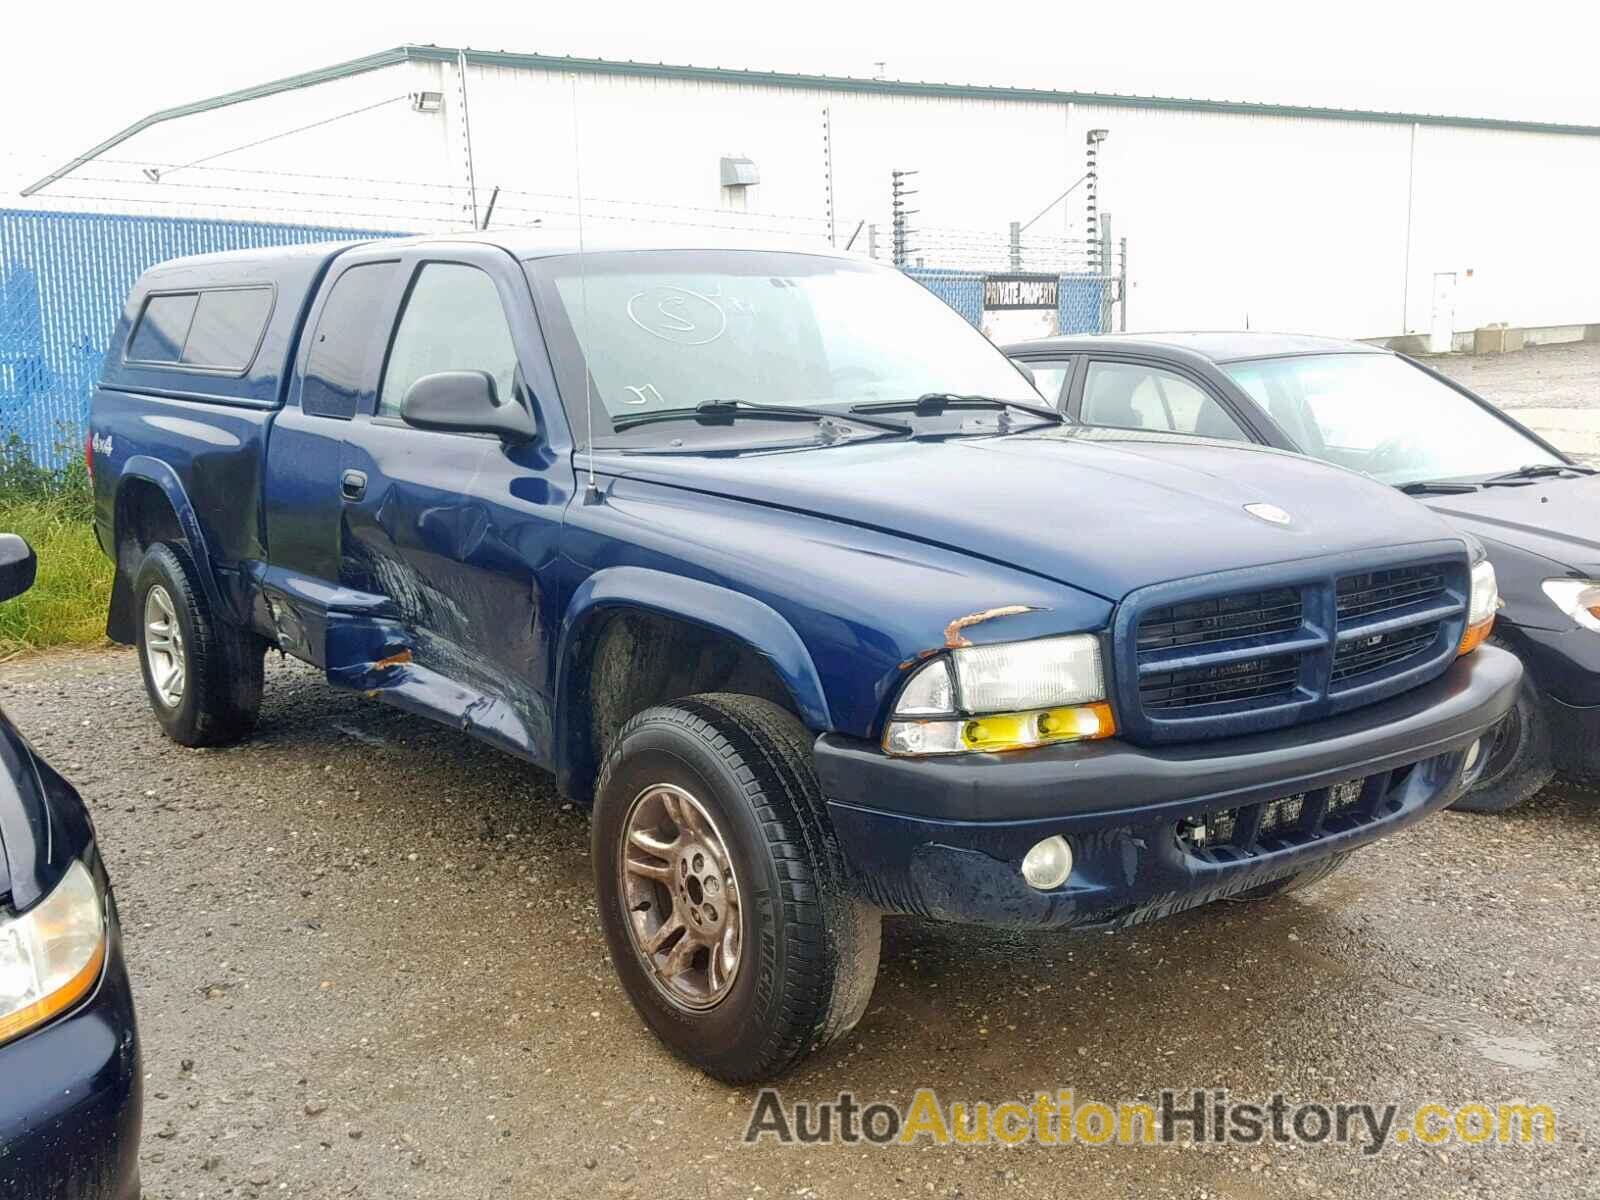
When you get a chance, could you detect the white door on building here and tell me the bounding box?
[1429,272,1457,354]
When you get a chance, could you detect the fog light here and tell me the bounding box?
[1020,836,1073,891]
[1461,737,1485,784]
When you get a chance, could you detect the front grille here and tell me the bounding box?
[1332,623,1440,682]
[1119,551,1470,743]
[1175,771,1398,861]
[1336,564,1446,621]
[1141,653,1300,710]
[1137,587,1303,653]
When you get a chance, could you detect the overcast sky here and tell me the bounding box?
[8,0,1599,169]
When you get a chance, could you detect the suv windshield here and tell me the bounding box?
[1223,353,1562,485]
[524,250,1046,443]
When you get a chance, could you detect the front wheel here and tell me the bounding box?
[592,694,880,1082]
[1450,644,1553,814]
[134,542,266,747]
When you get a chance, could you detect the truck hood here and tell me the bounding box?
[1422,474,1600,574]
[600,428,1466,599]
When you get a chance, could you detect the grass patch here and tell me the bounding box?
[0,493,112,656]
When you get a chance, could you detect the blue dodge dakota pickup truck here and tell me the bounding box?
[90,233,1519,1080]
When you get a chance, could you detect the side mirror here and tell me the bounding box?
[0,534,37,603]
[1012,360,1037,385]
[400,371,536,443]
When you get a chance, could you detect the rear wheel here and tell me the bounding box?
[134,542,266,747]
[1450,643,1553,815]
[592,694,880,1082]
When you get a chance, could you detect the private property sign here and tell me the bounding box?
[983,274,1059,310]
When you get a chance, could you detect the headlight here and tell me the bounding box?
[1458,560,1498,656]
[0,860,107,1046]
[883,634,1116,756]
[1542,578,1600,632]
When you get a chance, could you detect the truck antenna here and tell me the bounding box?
[570,74,598,500]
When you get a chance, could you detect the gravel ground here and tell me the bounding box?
[6,342,1600,1200]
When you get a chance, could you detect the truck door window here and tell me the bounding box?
[378,263,520,420]
[301,263,399,419]
[1082,361,1248,441]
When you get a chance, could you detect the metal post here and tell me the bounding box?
[867,223,879,260]
[1009,220,1022,271]
[1097,214,1115,333]
[455,50,479,229]
[1118,235,1128,331]
[891,170,918,268]
[1085,129,1108,272]
[822,106,836,247]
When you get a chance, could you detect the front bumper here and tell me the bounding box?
[814,645,1522,929]
[0,904,142,1200]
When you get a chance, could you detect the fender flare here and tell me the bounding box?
[553,566,833,795]
[112,455,227,613]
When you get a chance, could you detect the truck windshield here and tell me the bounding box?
[1222,353,1563,485]
[524,249,1047,443]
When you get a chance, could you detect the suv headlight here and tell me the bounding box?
[1459,560,1499,656]
[1542,578,1600,632]
[0,860,107,1046]
[883,634,1116,756]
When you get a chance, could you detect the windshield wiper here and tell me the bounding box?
[612,399,911,435]
[1478,463,1595,486]
[850,393,1061,422]
[1397,480,1480,495]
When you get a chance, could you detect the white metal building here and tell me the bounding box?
[18,44,1600,345]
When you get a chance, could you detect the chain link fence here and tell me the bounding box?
[899,225,1126,337]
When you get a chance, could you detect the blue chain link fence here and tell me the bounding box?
[0,208,401,470]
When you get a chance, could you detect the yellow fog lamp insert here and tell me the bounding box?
[883,634,1116,756]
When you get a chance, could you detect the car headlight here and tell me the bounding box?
[1542,578,1600,632]
[1459,560,1498,656]
[883,634,1116,756]
[0,860,107,1046]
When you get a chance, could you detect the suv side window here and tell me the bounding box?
[378,263,520,420]
[301,263,398,419]
[1081,361,1249,441]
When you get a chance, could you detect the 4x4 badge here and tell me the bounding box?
[1244,502,1292,525]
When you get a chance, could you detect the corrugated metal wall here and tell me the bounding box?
[0,208,399,467]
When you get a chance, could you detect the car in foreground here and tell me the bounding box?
[1006,332,1599,813]
[0,534,142,1200]
[89,237,1517,1079]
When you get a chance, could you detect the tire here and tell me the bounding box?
[1232,852,1350,901]
[134,542,266,747]
[1449,646,1554,814]
[592,694,880,1082]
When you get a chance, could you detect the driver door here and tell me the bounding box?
[335,242,574,764]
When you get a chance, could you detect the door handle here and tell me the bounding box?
[340,469,367,501]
